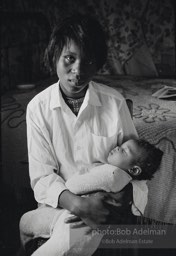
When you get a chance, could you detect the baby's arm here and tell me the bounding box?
[65,164,132,195]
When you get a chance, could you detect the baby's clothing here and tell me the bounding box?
[65,164,132,194]
[66,163,148,215]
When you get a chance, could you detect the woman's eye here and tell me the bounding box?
[84,60,95,66]
[64,56,75,64]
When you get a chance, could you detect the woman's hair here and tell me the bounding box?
[134,139,163,180]
[44,13,107,73]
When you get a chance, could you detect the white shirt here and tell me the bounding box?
[27,80,142,209]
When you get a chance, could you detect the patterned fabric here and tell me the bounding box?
[64,0,175,75]
[63,96,84,116]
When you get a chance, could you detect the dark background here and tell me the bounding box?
[0,0,176,255]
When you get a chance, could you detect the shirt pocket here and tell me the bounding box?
[88,131,118,162]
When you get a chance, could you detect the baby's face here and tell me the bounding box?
[107,139,141,170]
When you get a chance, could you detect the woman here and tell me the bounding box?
[20,14,146,255]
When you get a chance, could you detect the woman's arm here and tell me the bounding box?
[59,190,110,228]
[59,183,133,228]
[27,105,67,208]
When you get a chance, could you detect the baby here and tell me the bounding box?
[66,138,162,195]
[32,138,163,256]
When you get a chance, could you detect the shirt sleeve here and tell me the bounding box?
[118,98,138,144]
[26,105,67,208]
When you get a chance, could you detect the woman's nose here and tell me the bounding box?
[71,60,81,76]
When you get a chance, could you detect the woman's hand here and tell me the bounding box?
[64,183,134,229]
[77,192,110,228]
[59,190,110,228]
[63,191,110,229]
[102,183,134,225]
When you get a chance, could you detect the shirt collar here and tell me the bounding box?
[86,81,102,106]
[50,81,63,110]
[50,80,102,110]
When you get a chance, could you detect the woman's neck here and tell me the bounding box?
[60,85,88,100]
[60,87,87,116]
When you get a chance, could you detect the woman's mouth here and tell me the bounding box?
[68,78,84,87]
[69,79,78,84]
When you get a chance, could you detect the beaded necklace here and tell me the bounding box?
[60,86,88,116]
[64,96,84,115]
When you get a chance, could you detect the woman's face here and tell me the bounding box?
[56,40,97,98]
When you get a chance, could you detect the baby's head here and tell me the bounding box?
[44,13,107,73]
[107,139,163,180]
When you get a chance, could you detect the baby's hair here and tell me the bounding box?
[134,139,163,180]
[44,13,107,73]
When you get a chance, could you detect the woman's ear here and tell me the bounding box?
[128,166,142,176]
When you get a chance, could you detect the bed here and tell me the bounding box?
[1,75,176,226]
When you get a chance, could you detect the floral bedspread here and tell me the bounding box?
[93,75,176,224]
